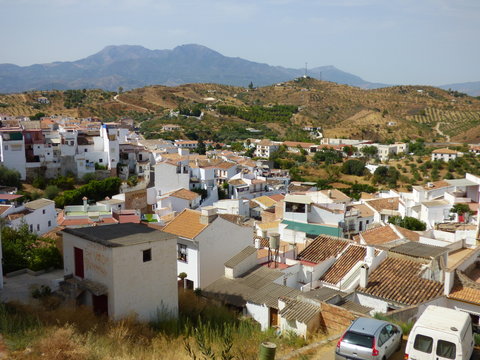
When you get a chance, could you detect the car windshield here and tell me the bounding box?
[342,331,374,348]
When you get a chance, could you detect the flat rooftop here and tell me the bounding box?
[390,241,448,259]
[62,223,177,247]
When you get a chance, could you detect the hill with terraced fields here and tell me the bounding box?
[1,79,480,143]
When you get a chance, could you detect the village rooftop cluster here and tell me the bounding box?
[1,113,480,341]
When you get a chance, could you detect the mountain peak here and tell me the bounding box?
[78,45,154,66]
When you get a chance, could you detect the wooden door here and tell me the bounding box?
[269,308,278,327]
[92,294,108,316]
[74,247,84,278]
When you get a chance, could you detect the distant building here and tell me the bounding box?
[431,148,463,162]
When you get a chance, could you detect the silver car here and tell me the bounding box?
[335,317,403,360]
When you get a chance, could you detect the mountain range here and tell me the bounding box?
[0,44,478,96]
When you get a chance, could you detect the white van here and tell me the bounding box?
[405,305,474,360]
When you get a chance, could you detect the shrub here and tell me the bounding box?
[341,160,366,176]
[32,177,47,190]
[388,216,427,231]
[44,185,61,200]
[0,165,21,188]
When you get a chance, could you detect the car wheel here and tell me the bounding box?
[396,340,402,352]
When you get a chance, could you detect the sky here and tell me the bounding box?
[1,0,479,86]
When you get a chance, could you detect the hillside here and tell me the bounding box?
[1,79,480,142]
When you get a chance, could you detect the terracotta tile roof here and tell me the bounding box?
[394,225,420,242]
[229,179,247,186]
[0,205,11,215]
[257,220,281,231]
[298,235,350,264]
[218,214,247,226]
[283,141,315,148]
[253,235,270,248]
[448,271,480,305]
[421,180,451,190]
[353,225,400,245]
[170,188,201,201]
[215,161,237,170]
[268,194,285,202]
[162,209,208,239]
[351,204,374,218]
[0,194,23,201]
[319,189,351,201]
[358,257,444,305]
[365,197,399,212]
[252,196,277,208]
[360,192,376,200]
[321,245,369,284]
[432,148,459,154]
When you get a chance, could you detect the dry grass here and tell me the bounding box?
[0,291,311,360]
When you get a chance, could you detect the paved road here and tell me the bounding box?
[298,339,480,360]
[1,269,64,303]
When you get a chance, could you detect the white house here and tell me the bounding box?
[162,207,252,289]
[6,198,57,235]
[431,148,462,162]
[0,128,27,179]
[62,223,179,321]
[254,139,281,158]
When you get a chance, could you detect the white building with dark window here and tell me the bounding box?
[162,207,252,289]
[62,223,179,321]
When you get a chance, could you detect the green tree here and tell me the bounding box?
[451,203,472,216]
[44,185,61,200]
[2,223,62,273]
[248,82,254,90]
[361,146,378,158]
[388,216,426,231]
[197,140,206,155]
[0,165,21,188]
[313,149,342,165]
[341,159,366,176]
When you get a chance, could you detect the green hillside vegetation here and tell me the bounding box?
[2,80,480,143]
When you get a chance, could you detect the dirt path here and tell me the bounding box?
[113,94,150,111]
[434,122,451,142]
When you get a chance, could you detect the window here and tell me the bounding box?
[177,244,187,262]
[378,326,392,346]
[48,220,51,227]
[143,249,152,262]
[285,202,306,213]
[413,335,433,354]
[436,340,456,359]
[99,159,103,163]
[42,209,45,214]
[29,224,33,232]
[342,331,374,349]
[84,148,87,152]
[36,224,40,231]
[4,145,8,150]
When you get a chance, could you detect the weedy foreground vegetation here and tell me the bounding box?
[0,290,309,360]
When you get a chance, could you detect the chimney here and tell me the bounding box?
[444,270,454,296]
[254,238,261,249]
[200,206,218,225]
[365,246,375,265]
[261,229,268,239]
[328,190,332,198]
[359,263,369,288]
[82,196,88,212]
